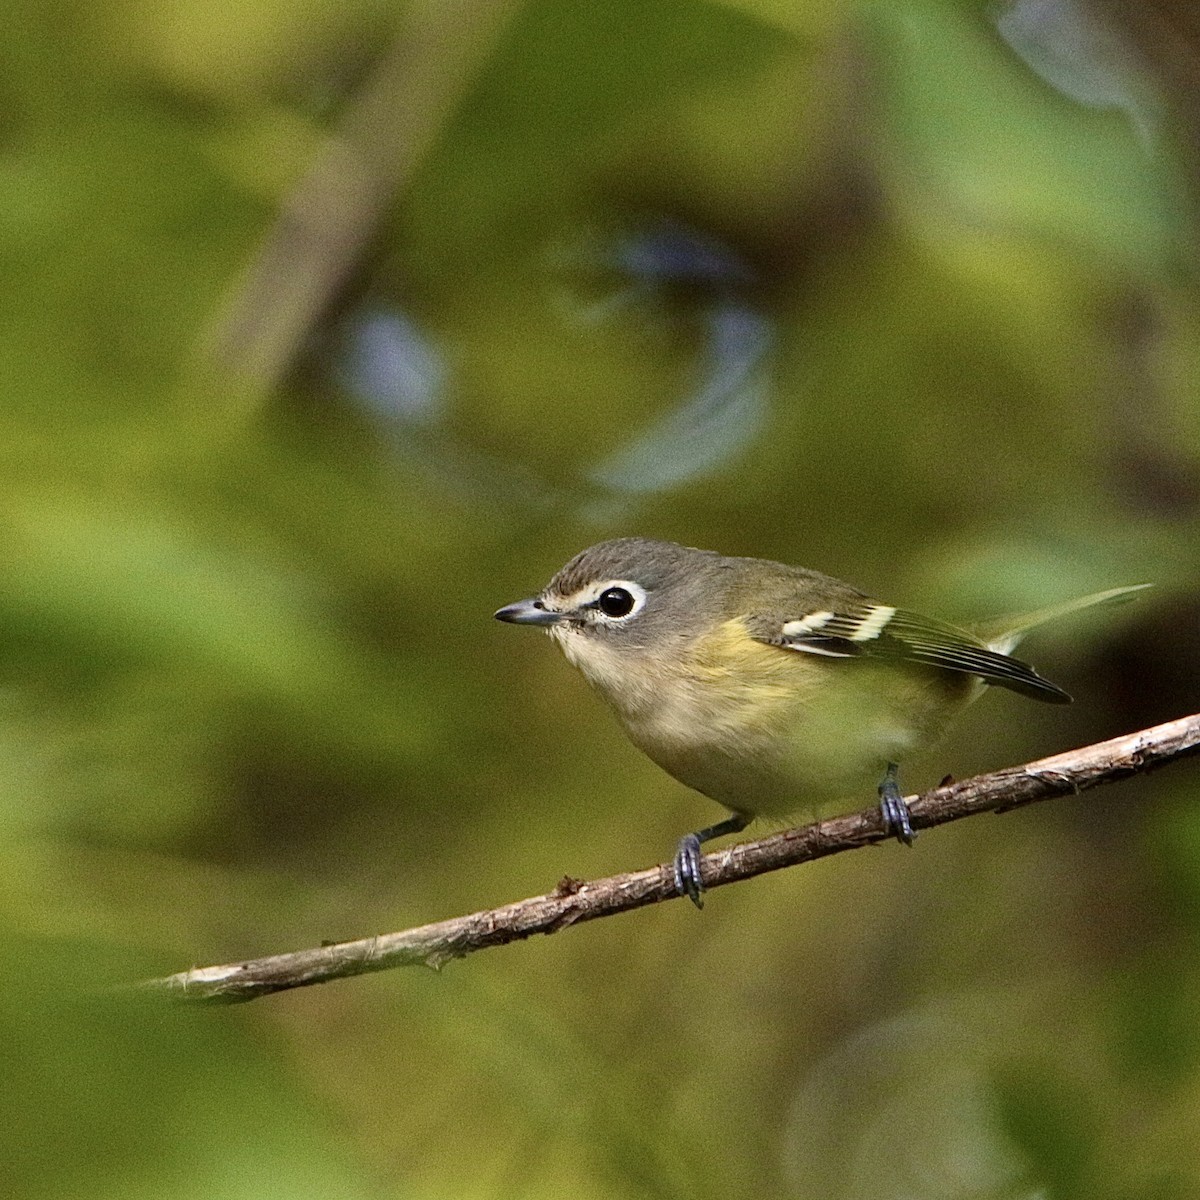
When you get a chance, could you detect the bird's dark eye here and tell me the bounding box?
[597,587,636,618]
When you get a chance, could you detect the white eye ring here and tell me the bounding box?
[587,579,647,622]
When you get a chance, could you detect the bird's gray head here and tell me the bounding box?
[494,537,734,652]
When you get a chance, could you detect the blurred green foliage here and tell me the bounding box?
[2,0,1200,1196]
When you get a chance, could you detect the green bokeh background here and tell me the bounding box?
[4,0,1200,1196]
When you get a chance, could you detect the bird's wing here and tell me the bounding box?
[749,602,1073,704]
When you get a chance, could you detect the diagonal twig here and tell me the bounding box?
[202,0,527,388]
[140,713,1200,1004]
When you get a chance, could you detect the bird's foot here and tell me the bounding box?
[671,813,750,909]
[673,833,705,909]
[878,761,915,845]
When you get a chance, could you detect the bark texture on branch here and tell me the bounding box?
[140,714,1200,1004]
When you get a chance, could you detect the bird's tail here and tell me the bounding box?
[973,584,1152,655]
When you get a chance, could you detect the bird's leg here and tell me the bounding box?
[674,813,750,909]
[877,761,915,845]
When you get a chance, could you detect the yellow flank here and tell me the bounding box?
[687,618,815,709]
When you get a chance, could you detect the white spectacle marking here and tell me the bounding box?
[584,578,648,623]
[849,605,896,642]
[782,611,835,637]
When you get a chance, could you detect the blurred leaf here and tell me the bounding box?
[0,935,375,1200]
[869,0,1189,275]
[993,1065,1100,1198]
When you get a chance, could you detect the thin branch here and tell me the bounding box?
[141,714,1200,1004]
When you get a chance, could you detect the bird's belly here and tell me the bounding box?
[619,661,968,820]
[625,700,896,818]
[556,621,973,820]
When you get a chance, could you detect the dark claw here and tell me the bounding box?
[670,813,749,909]
[878,761,915,846]
[673,833,705,909]
[879,791,915,845]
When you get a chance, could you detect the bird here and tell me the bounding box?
[495,537,1146,906]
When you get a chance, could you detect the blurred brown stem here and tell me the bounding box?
[203,0,526,388]
[140,713,1200,1004]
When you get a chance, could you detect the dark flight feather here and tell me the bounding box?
[759,603,1073,703]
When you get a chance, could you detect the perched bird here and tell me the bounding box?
[495,538,1145,906]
